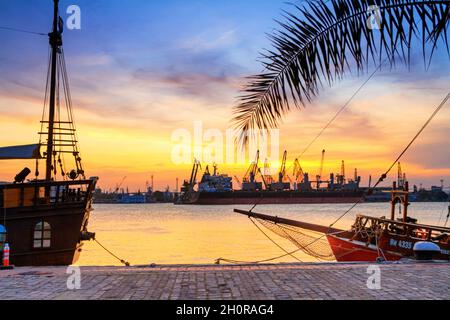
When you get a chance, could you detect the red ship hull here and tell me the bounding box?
[327,234,403,262]
[236,209,450,262]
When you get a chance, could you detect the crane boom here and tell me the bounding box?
[244,150,260,182]
[398,162,406,188]
[264,158,274,184]
[341,160,346,183]
[293,158,304,182]
[316,149,326,189]
[319,150,325,179]
[115,176,127,193]
[258,168,268,189]
[277,150,287,183]
[189,160,202,189]
[281,151,287,175]
[253,150,260,177]
[234,175,242,188]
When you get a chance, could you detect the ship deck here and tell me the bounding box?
[0,261,449,300]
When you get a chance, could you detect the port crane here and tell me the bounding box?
[335,160,346,185]
[315,150,326,189]
[278,150,287,183]
[234,175,242,188]
[263,158,274,185]
[293,158,305,183]
[180,160,202,195]
[204,165,211,176]
[243,150,260,183]
[286,175,293,184]
[190,160,202,189]
[258,167,269,190]
[242,150,263,191]
[267,151,290,191]
[179,160,202,200]
[114,176,127,194]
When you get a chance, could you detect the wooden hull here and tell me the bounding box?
[5,205,91,266]
[0,179,97,266]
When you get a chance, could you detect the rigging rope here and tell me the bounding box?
[36,44,85,181]
[60,49,85,179]
[297,60,387,160]
[437,201,449,225]
[249,54,395,213]
[327,91,450,230]
[0,26,46,36]
[36,48,53,179]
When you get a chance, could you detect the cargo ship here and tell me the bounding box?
[177,151,365,205]
[180,189,365,205]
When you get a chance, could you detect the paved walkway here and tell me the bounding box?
[0,262,449,300]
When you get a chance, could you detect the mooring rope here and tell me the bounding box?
[94,238,131,267]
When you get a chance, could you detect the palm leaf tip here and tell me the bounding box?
[232,0,450,140]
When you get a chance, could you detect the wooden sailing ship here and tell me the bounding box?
[235,179,450,262]
[0,0,97,266]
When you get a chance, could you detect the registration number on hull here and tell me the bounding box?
[390,239,450,256]
[389,239,413,250]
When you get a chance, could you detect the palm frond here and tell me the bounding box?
[233,0,450,143]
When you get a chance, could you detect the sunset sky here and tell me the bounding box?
[0,0,449,192]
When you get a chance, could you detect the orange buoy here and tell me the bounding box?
[2,243,10,267]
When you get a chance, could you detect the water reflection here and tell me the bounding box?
[76,203,448,266]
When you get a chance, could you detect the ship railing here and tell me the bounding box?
[353,215,450,243]
[0,179,97,209]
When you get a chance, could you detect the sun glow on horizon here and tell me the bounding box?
[1,1,449,192]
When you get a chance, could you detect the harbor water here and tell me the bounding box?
[76,202,449,266]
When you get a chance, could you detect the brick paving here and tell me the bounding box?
[0,262,449,300]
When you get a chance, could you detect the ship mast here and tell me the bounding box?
[46,0,62,181]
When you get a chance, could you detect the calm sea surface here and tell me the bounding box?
[76,202,449,266]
